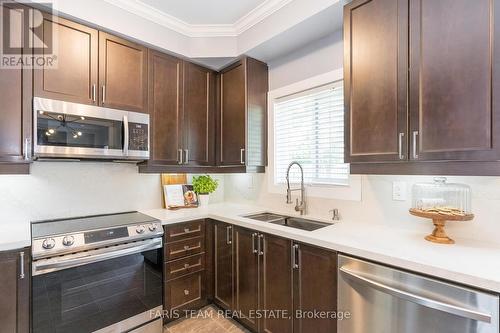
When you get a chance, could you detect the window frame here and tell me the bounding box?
[267,69,362,201]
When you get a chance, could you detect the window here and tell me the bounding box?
[273,80,349,186]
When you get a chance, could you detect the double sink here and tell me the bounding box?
[243,212,331,231]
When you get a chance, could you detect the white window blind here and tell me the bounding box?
[274,81,349,186]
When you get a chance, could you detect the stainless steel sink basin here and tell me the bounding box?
[243,212,330,231]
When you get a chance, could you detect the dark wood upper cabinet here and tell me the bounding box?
[344,0,408,163]
[260,235,293,333]
[183,62,216,166]
[409,0,500,161]
[0,2,32,174]
[0,248,30,333]
[99,32,148,113]
[34,13,98,105]
[293,243,337,333]
[218,57,268,170]
[233,227,260,332]
[213,221,233,310]
[148,51,183,165]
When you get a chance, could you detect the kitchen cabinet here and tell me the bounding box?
[344,0,408,163]
[163,220,208,320]
[33,13,98,105]
[293,243,337,333]
[345,0,500,175]
[218,57,268,172]
[0,2,32,174]
[234,227,260,331]
[0,248,30,333]
[147,50,183,165]
[260,234,293,333]
[139,53,216,171]
[99,32,148,113]
[213,221,234,310]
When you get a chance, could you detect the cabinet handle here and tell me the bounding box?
[252,233,258,254]
[184,149,189,164]
[102,85,106,104]
[412,131,419,159]
[24,138,31,161]
[398,132,405,160]
[19,252,25,279]
[240,148,245,165]
[226,226,232,245]
[292,244,299,269]
[178,149,183,165]
[92,84,96,103]
[258,234,264,256]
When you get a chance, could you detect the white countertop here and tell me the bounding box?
[142,203,500,294]
[3,202,500,293]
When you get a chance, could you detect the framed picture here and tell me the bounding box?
[163,184,198,209]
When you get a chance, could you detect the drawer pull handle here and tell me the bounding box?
[170,261,202,274]
[170,226,201,238]
[184,289,190,296]
[184,263,190,269]
[170,243,202,255]
[184,245,190,250]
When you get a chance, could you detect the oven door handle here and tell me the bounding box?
[33,238,162,275]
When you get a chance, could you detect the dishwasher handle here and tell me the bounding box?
[340,266,492,323]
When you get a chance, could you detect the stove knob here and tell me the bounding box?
[148,224,157,232]
[62,236,75,246]
[42,238,56,250]
[136,225,145,234]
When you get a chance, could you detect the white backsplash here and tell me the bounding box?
[223,173,500,244]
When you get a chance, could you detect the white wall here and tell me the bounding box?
[223,31,500,244]
[0,163,226,226]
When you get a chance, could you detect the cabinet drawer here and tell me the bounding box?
[165,271,205,311]
[165,253,205,280]
[165,220,205,242]
[165,237,204,260]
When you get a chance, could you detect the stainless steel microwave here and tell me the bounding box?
[33,97,150,161]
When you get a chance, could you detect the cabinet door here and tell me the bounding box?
[99,32,147,112]
[409,0,500,161]
[260,235,293,333]
[344,0,408,162]
[34,13,98,105]
[213,222,233,310]
[183,62,215,166]
[219,60,246,166]
[293,243,337,333]
[0,2,31,169]
[148,51,183,164]
[0,248,30,333]
[234,227,260,331]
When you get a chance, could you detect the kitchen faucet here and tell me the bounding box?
[286,161,306,215]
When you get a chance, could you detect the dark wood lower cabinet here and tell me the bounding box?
[234,227,260,331]
[213,221,234,310]
[0,248,30,333]
[260,235,293,333]
[293,243,337,333]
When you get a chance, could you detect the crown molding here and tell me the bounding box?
[102,0,293,37]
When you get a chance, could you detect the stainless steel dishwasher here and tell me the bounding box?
[338,255,499,333]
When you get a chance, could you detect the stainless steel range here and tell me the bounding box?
[31,212,164,333]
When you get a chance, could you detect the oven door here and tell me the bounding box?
[32,239,163,333]
[34,97,129,160]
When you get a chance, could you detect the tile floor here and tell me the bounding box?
[164,306,250,333]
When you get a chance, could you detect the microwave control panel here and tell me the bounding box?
[128,122,149,151]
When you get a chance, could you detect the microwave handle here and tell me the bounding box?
[123,115,129,156]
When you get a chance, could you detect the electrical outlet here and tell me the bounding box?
[392,181,407,201]
[247,175,254,189]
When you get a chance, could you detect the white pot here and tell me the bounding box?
[198,194,210,207]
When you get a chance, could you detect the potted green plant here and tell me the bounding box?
[192,175,218,207]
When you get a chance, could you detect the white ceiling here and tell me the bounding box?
[138,0,267,25]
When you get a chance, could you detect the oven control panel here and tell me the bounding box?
[128,122,149,151]
[32,221,163,259]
